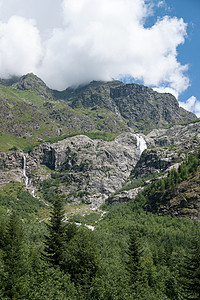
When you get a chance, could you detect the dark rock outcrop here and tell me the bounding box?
[12,73,54,100]
[61,80,197,131]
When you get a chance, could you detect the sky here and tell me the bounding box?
[0,0,199,115]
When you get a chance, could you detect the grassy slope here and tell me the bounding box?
[0,182,49,220]
[0,84,126,151]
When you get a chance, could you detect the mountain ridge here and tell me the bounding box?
[0,73,197,142]
[0,73,200,221]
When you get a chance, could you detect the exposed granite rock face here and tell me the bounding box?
[0,151,23,170]
[0,132,144,207]
[1,73,199,219]
[147,122,200,147]
[34,132,143,206]
[64,80,122,115]
[106,187,144,204]
[1,121,200,212]
[110,84,194,128]
[132,122,200,178]
[0,151,26,186]
[132,148,177,178]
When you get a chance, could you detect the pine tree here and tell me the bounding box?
[63,226,99,288]
[1,212,26,299]
[126,226,143,285]
[43,197,66,267]
[181,232,200,299]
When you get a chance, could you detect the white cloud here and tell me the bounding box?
[0,0,190,94]
[0,16,43,78]
[0,0,63,34]
[153,87,178,99]
[179,96,200,117]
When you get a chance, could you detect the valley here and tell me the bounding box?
[0,74,200,299]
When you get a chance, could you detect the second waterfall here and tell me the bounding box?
[22,153,29,186]
[136,134,147,156]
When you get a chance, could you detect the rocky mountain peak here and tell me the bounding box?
[63,80,197,131]
[12,73,53,100]
[2,73,197,134]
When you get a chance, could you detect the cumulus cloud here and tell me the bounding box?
[179,96,200,117]
[0,0,190,94]
[153,87,179,99]
[0,16,42,78]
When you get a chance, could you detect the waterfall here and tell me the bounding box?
[22,153,49,204]
[22,153,29,186]
[31,189,36,198]
[136,134,147,156]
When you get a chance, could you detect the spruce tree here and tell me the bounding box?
[1,212,25,299]
[43,197,66,267]
[126,226,143,285]
[63,226,99,288]
[181,231,200,300]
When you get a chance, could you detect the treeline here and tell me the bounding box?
[0,196,200,299]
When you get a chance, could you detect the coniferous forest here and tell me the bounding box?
[0,171,200,300]
[0,12,199,297]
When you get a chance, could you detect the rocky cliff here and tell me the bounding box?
[0,73,200,220]
[1,120,200,218]
[0,132,147,207]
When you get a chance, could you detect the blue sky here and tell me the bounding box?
[145,0,200,115]
[160,0,200,103]
[0,0,199,115]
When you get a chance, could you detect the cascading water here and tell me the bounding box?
[22,153,49,205]
[136,134,147,156]
[22,153,29,186]
[22,153,36,197]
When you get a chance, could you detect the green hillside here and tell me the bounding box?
[0,73,200,299]
[0,73,197,151]
[0,83,126,151]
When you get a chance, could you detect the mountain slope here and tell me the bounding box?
[1,120,200,219]
[55,79,197,131]
[0,73,200,220]
[0,73,196,141]
[142,150,200,220]
[0,76,128,151]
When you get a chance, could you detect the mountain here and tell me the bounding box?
[0,73,200,220]
[0,73,196,142]
[61,80,196,130]
[0,74,127,150]
[1,74,200,300]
